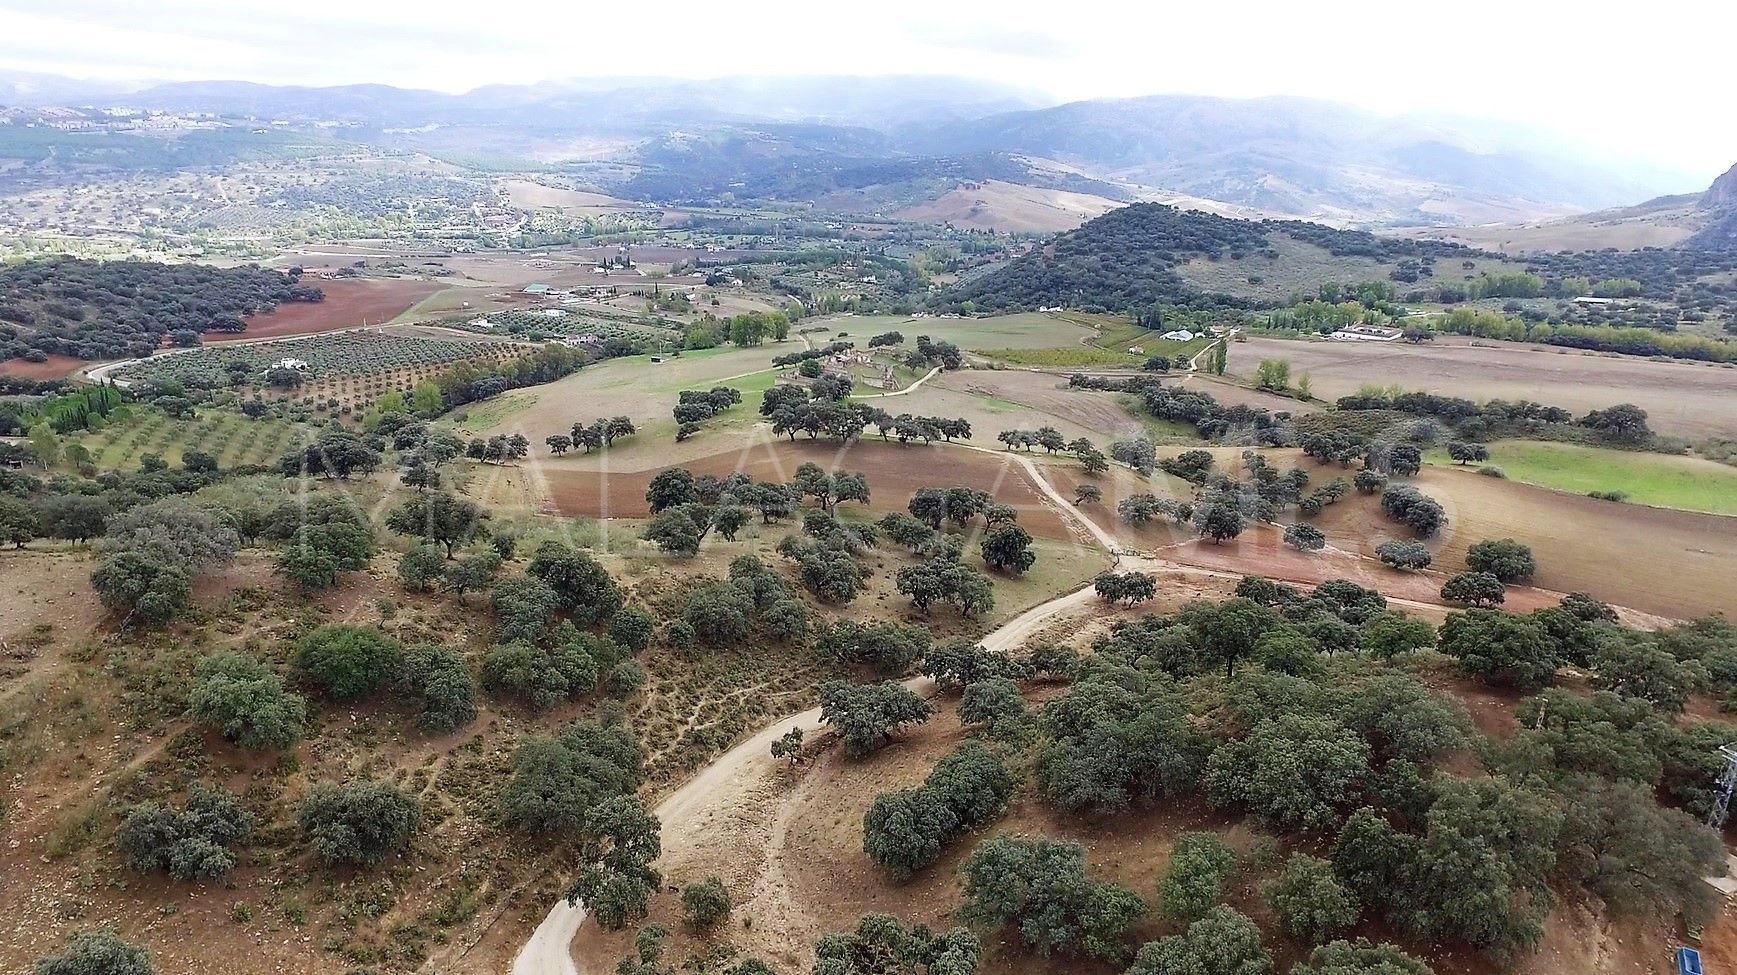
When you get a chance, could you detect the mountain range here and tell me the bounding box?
[0,72,1713,229]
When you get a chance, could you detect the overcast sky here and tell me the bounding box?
[2,0,1732,179]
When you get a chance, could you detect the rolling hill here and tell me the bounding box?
[0,74,1700,229]
[1407,161,1737,254]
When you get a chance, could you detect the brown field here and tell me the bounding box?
[1029,460,1557,616]
[1231,335,1737,439]
[0,352,84,380]
[543,439,1074,541]
[903,370,1154,445]
[211,277,443,343]
[891,179,1122,234]
[1310,463,1737,619]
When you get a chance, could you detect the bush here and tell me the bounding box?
[680,876,733,931]
[401,643,478,732]
[959,835,1146,962]
[482,638,600,710]
[863,741,1012,879]
[1374,540,1431,571]
[1160,833,1238,921]
[1126,906,1270,975]
[1465,538,1535,584]
[116,784,253,882]
[33,931,154,975]
[187,653,307,750]
[1268,854,1358,945]
[294,625,403,700]
[608,607,655,652]
[500,721,642,839]
[297,781,421,866]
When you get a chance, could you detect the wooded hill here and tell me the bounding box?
[0,258,322,361]
[939,204,1477,314]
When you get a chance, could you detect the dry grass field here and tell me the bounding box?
[891,180,1122,234]
[1229,334,1737,438]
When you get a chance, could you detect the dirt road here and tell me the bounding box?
[512,453,1124,975]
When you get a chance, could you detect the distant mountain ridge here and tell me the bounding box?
[1704,163,1737,209]
[0,73,1703,228]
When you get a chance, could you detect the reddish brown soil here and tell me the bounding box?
[0,353,84,380]
[543,440,1071,540]
[209,278,442,343]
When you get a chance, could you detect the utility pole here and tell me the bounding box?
[1706,744,1737,831]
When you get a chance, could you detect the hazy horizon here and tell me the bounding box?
[2,0,1734,179]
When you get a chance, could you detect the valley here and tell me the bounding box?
[2,50,1736,975]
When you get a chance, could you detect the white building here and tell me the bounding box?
[1327,325,1403,342]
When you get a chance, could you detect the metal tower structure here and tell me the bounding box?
[1705,745,1737,830]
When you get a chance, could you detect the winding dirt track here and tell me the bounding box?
[511,455,1128,974]
[511,451,1648,974]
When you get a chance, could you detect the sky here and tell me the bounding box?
[1,0,1733,179]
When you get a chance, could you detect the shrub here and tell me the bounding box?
[608,607,656,652]
[294,625,402,700]
[33,931,154,975]
[116,784,252,882]
[187,653,307,750]
[401,643,478,732]
[1160,832,1237,921]
[500,721,642,839]
[680,876,733,931]
[482,639,599,710]
[297,781,421,866]
[1126,906,1270,975]
[1464,539,1535,584]
[1268,854,1358,945]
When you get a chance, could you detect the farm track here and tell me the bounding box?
[513,452,1131,975]
[515,442,1678,974]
